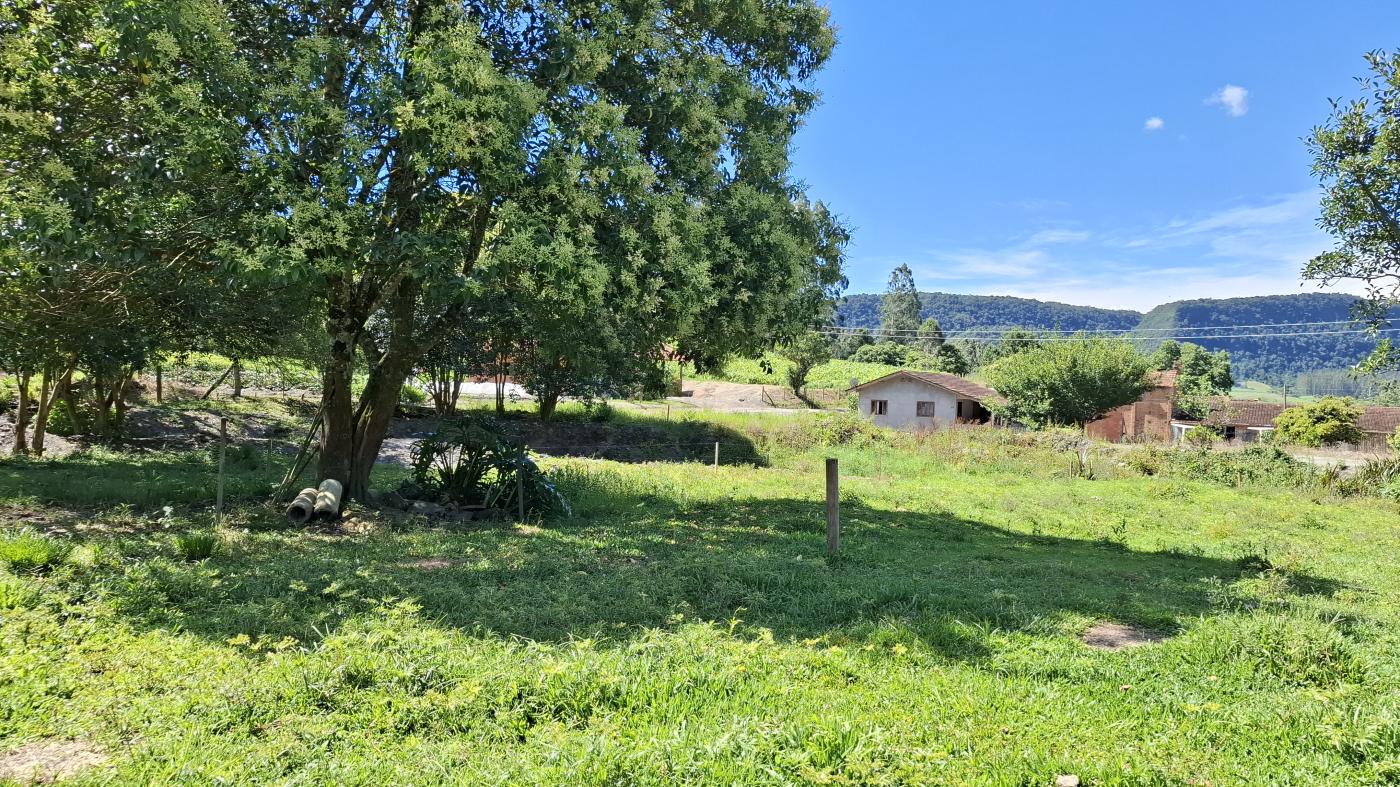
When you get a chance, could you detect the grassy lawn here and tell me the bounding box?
[2,412,1400,784]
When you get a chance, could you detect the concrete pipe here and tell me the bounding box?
[285,487,319,524]
[314,479,344,520]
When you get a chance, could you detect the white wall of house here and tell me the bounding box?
[857,378,963,430]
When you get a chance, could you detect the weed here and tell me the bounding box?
[174,531,222,562]
[0,529,71,573]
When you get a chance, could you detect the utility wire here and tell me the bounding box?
[820,318,1389,337]
[814,327,1400,343]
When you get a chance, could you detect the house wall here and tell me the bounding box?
[1085,383,1175,443]
[857,378,961,430]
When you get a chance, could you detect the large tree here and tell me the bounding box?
[879,264,921,344]
[983,336,1153,428]
[5,1,846,498]
[1306,50,1400,391]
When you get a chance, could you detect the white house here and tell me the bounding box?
[849,370,1001,430]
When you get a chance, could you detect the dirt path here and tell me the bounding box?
[669,380,836,413]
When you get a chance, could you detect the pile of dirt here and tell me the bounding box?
[0,740,108,784]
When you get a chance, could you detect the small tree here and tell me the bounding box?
[1174,343,1234,419]
[1272,397,1365,447]
[915,317,945,353]
[1149,340,1182,371]
[780,332,832,398]
[851,341,912,366]
[879,265,922,344]
[831,328,874,360]
[983,336,1153,428]
[932,343,970,375]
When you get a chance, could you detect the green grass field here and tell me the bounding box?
[3,407,1400,784]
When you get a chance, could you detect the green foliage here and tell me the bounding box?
[1163,444,1316,489]
[407,417,568,516]
[1183,425,1223,448]
[398,385,428,407]
[829,328,874,360]
[878,265,922,343]
[983,336,1153,427]
[779,332,832,395]
[932,343,970,376]
[0,529,70,574]
[1389,427,1400,453]
[174,531,221,562]
[850,341,912,366]
[1306,50,1400,385]
[1272,397,1366,447]
[914,317,945,353]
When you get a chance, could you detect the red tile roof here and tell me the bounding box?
[850,370,1002,403]
[1184,400,1400,434]
[1359,407,1400,435]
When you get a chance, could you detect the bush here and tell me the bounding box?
[1167,444,1314,489]
[173,531,221,562]
[399,384,429,406]
[1183,425,1222,448]
[408,416,569,515]
[983,336,1153,427]
[1272,397,1364,447]
[0,530,71,574]
[851,341,911,366]
[1124,445,1167,476]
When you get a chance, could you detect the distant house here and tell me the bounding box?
[1086,370,1177,443]
[1171,400,1400,451]
[849,370,1001,430]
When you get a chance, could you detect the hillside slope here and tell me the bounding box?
[1137,293,1393,383]
[836,292,1141,333]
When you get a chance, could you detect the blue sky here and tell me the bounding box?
[790,1,1400,311]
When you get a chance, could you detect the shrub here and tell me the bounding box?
[0,530,71,574]
[408,416,569,515]
[1272,397,1365,447]
[851,341,911,366]
[399,384,429,406]
[1388,427,1400,453]
[1183,425,1222,448]
[174,531,221,562]
[1166,444,1314,489]
[1124,445,1167,476]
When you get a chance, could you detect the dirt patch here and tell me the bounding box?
[672,381,836,412]
[0,416,80,459]
[1081,622,1167,650]
[0,740,108,784]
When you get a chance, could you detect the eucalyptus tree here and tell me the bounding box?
[879,264,921,344]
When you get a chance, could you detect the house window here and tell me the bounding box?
[870,399,888,416]
[1223,426,1237,441]
[916,401,936,417]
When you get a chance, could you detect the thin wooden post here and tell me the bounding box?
[155,365,163,403]
[216,417,228,521]
[666,403,671,421]
[714,441,720,467]
[517,469,525,522]
[825,457,840,554]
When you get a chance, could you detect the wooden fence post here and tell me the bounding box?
[517,452,525,522]
[216,417,228,522]
[714,441,720,467]
[825,457,840,554]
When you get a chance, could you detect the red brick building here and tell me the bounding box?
[1085,370,1177,443]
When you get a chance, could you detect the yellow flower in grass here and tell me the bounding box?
[891,643,908,656]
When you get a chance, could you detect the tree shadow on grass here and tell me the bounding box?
[73,473,1340,663]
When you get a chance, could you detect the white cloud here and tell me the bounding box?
[1026,228,1091,245]
[1206,84,1249,117]
[1144,116,1165,131]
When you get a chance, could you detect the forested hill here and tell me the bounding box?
[836,291,1395,384]
[1136,293,1397,384]
[836,292,1142,333]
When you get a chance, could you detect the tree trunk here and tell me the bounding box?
[155,364,162,403]
[58,369,80,434]
[11,370,31,456]
[31,366,57,456]
[538,389,559,420]
[231,359,242,398]
[318,318,359,491]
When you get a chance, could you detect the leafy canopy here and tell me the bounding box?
[983,337,1153,427]
[1272,397,1365,448]
[879,264,921,343]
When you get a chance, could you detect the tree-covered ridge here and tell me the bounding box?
[1136,293,1400,384]
[838,290,1397,385]
[836,292,1142,334]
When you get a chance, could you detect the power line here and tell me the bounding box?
[821,318,1388,337]
[814,326,1400,343]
